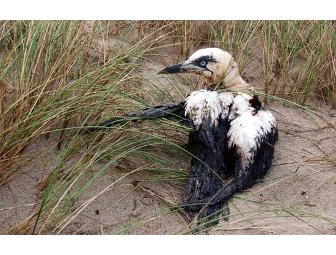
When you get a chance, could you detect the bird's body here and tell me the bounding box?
[182,90,277,226]
[89,48,278,227]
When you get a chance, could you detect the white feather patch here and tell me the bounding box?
[185,90,222,127]
[218,92,234,119]
[228,107,276,164]
[228,93,252,121]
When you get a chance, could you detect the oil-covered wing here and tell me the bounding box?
[183,117,232,226]
[86,102,186,131]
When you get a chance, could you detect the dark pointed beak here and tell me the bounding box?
[158,63,183,74]
[158,62,205,75]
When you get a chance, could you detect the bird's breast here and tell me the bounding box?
[185,90,234,128]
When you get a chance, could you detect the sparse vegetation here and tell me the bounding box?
[0,21,335,234]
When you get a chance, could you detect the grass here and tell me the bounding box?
[0,20,335,234]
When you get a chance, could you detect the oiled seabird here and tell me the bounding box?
[89,48,278,228]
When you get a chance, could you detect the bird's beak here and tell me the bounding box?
[158,61,204,74]
[158,63,183,74]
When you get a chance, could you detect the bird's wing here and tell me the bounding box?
[184,119,224,207]
[86,102,186,131]
[183,118,232,227]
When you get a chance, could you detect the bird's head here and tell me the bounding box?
[159,48,251,91]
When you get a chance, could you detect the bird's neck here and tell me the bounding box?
[207,60,254,93]
[222,76,254,93]
[209,76,254,94]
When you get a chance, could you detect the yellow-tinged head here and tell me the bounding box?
[159,48,251,91]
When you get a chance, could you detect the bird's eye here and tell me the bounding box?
[199,60,207,67]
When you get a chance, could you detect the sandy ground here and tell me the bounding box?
[1,100,335,234]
